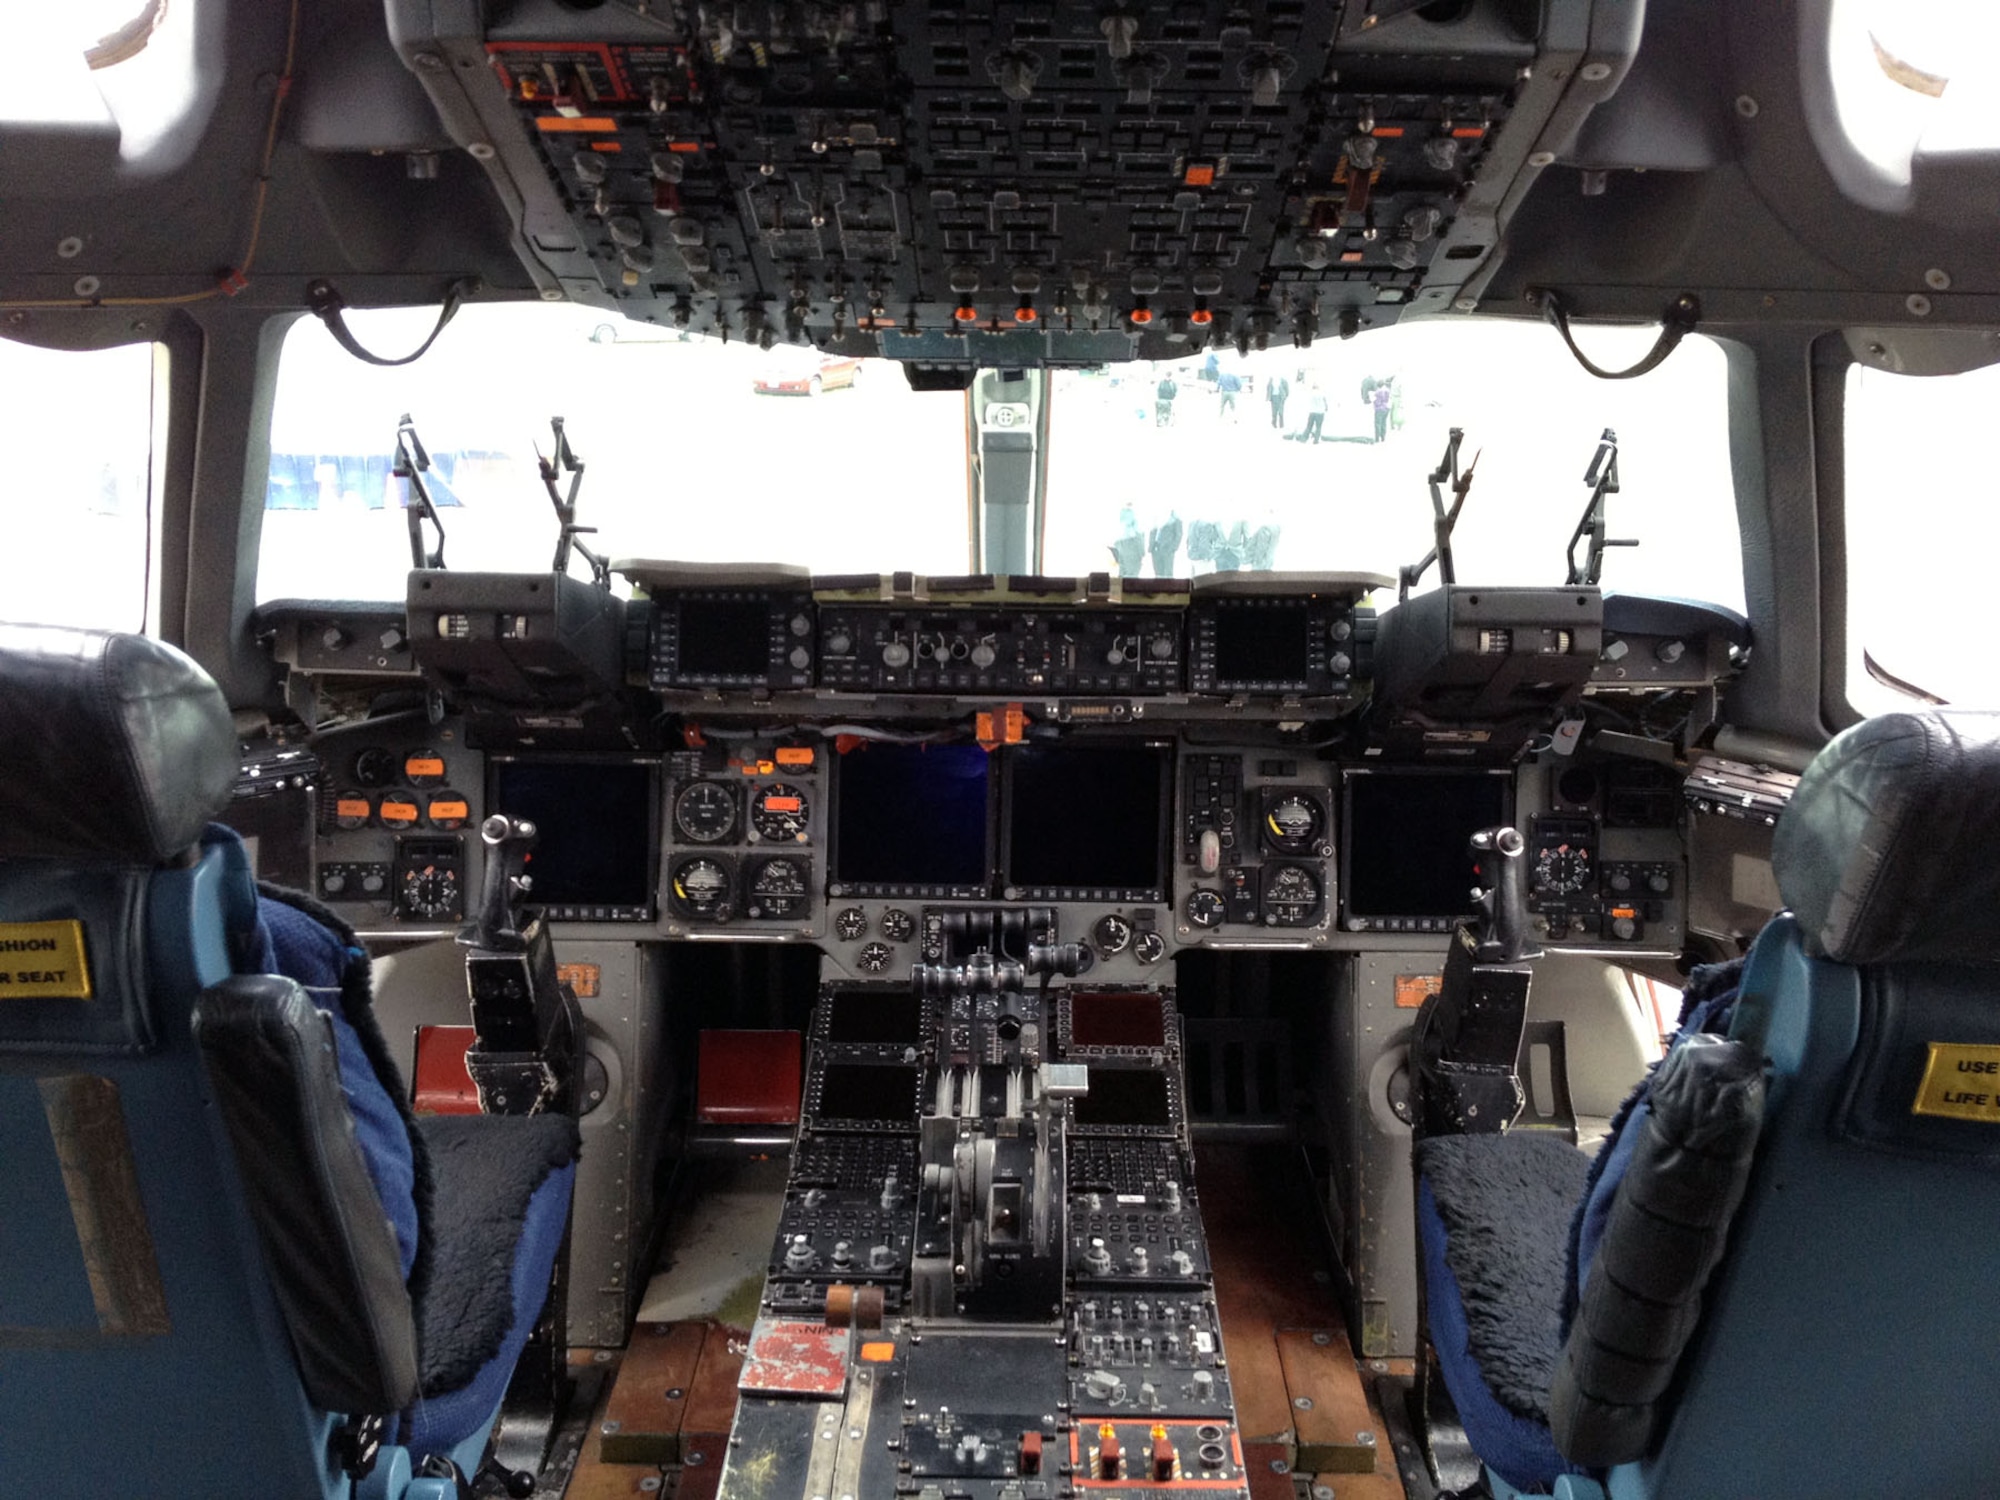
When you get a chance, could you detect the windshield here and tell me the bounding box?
[260,306,1741,612]
[257,304,972,601]
[1043,322,1743,607]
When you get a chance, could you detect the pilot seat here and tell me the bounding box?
[0,624,579,1499]
[1410,707,2000,1498]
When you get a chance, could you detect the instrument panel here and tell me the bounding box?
[269,574,1718,960]
[303,724,1686,963]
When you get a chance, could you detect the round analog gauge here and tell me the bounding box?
[331,790,373,831]
[856,941,894,975]
[404,748,448,788]
[425,790,471,831]
[1093,913,1133,956]
[1185,889,1227,929]
[1262,864,1323,926]
[751,783,810,842]
[1133,930,1168,964]
[400,865,459,920]
[748,857,809,919]
[674,781,739,844]
[352,747,397,788]
[671,857,732,919]
[1262,793,1325,854]
[1534,843,1593,896]
[880,908,915,943]
[377,796,421,831]
[833,906,869,941]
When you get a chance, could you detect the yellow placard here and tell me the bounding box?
[1912,1043,2000,1124]
[0,920,93,999]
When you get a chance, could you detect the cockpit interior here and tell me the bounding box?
[4,3,1999,1499]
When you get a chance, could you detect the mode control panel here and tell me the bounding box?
[817,607,1182,695]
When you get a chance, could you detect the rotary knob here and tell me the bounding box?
[881,641,912,669]
[1149,634,1176,660]
[970,642,997,669]
[827,630,854,655]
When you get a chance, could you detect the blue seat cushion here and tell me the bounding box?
[1416,1132,1593,1494]
[404,1113,579,1457]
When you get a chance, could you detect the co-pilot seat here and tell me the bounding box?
[0,624,579,1500]
[1413,708,2000,1499]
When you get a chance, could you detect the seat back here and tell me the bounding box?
[1619,710,2000,1496]
[0,624,349,1499]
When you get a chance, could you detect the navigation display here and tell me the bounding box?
[1003,744,1168,898]
[832,742,992,896]
[490,759,658,918]
[1342,770,1511,927]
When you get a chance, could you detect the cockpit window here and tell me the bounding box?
[256,304,973,603]
[0,338,160,634]
[1844,360,2000,709]
[1043,323,1743,611]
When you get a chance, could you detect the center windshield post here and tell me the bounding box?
[393,413,447,571]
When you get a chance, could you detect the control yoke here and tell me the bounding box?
[1409,825,1542,1136]
[458,813,580,1115]
[473,813,537,949]
[1468,825,1539,965]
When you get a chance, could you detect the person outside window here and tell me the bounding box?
[1267,373,1290,429]
[1156,372,1179,426]
[1217,369,1242,420]
[1372,378,1393,442]
[1300,383,1328,443]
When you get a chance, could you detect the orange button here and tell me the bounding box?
[775,746,815,767]
[429,800,469,823]
[406,756,446,779]
[379,800,419,825]
[860,1341,896,1362]
[1184,164,1215,186]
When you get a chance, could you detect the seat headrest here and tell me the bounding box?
[1773,709,2000,965]
[0,624,237,864]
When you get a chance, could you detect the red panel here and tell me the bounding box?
[696,1030,802,1124]
[413,1024,482,1115]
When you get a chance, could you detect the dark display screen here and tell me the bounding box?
[676,599,770,678]
[833,742,991,892]
[1005,744,1166,894]
[1212,603,1311,684]
[1072,1068,1174,1128]
[491,760,657,909]
[1343,771,1510,918]
[1068,991,1169,1049]
[825,991,924,1046]
[818,1062,920,1122]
